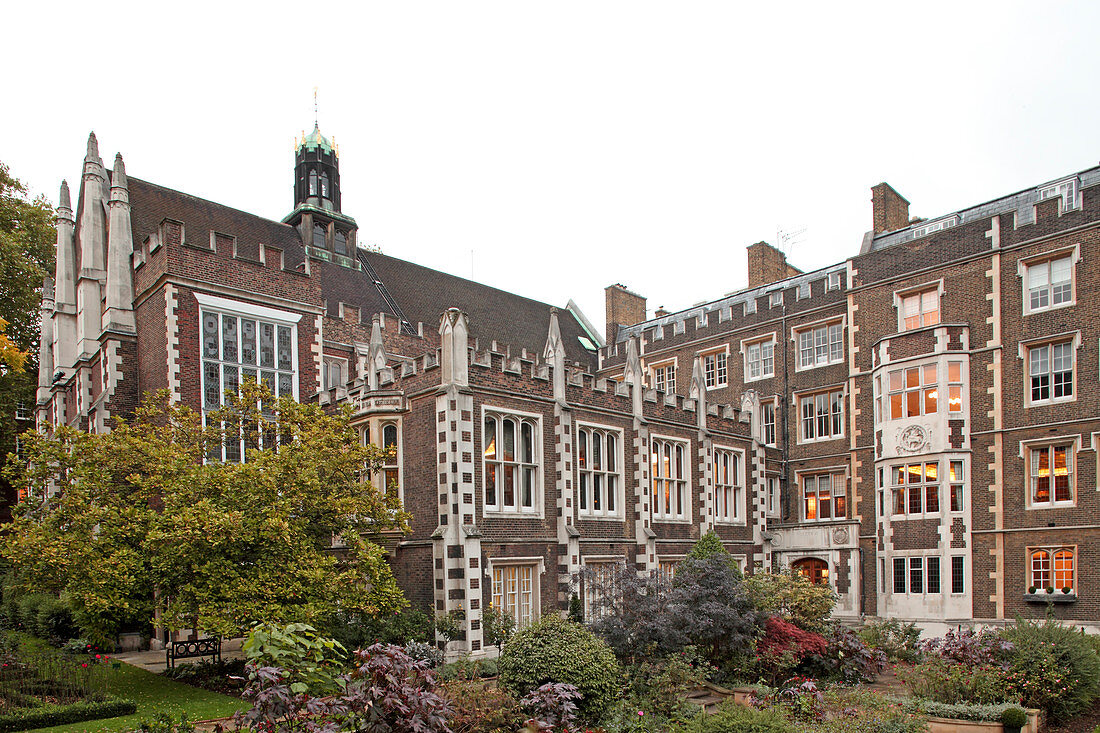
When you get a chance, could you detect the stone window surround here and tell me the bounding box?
[740,332,777,383]
[796,465,849,522]
[711,443,747,525]
[575,421,624,520]
[487,556,545,630]
[481,405,544,518]
[1017,243,1079,316]
[790,316,846,372]
[650,433,692,523]
[793,384,845,444]
[697,345,730,390]
[1018,434,1080,510]
[1018,331,1080,408]
[891,279,944,333]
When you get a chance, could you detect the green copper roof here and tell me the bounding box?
[298,124,335,154]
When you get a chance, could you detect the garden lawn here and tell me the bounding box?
[22,661,245,732]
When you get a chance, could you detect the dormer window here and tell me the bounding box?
[313,224,326,249]
[334,231,347,256]
[309,170,318,196]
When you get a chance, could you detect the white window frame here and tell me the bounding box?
[760,398,778,447]
[581,556,624,619]
[322,355,349,391]
[650,434,690,521]
[765,475,781,518]
[648,359,678,394]
[885,362,941,420]
[1019,245,1078,315]
[799,471,846,521]
[711,445,746,525]
[827,271,842,292]
[481,406,543,517]
[196,293,301,463]
[576,422,624,519]
[889,460,943,517]
[1021,437,1078,509]
[891,554,944,595]
[488,557,543,630]
[741,334,776,383]
[1027,545,1076,593]
[700,347,729,390]
[792,318,845,371]
[796,387,844,443]
[357,418,404,507]
[1020,333,1079,407]
[893,280,943,332]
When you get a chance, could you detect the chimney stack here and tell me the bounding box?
[871,183,910,234]
[746,242,801,289]
[604,284,646,344]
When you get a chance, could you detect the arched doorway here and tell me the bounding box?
[793,557,829,585]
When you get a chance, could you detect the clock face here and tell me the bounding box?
[900,425,926,452]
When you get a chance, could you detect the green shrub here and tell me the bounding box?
[891,697,1021,722]
[0,696,136,731]
[498,615,620,721]
[673,701,794,733]
[999,618,1100,722]
[33,596,77,644]
[443,679,525,733]
[1000,707,1027,727]
[743,572,836,634]
[858,619,922,663]
[901,656,1011,705]
[242,622,347,695]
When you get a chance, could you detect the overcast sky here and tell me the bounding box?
[4,1,1099,338]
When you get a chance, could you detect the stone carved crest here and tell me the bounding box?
[896,424,929,454]
[832,527,850,544]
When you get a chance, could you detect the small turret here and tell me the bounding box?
[103,153,135,333]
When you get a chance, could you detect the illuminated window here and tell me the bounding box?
[1028,445,1073,506]
[888,364,938,419]
[578,425,621,518]
[949,460,965,513]
[793,558,829,586]
[799,388,843,442]
[712,447,743,523]
[703,350,728,389]
[803,474,844,521]
[891,462,940,516]
[1029,547,1074,592]
[1028,342,1074,404]
[1025,256,1073,313]
[483,410,541,514]
[651,437,689,520]
[744,338,775,381]
[947,361,963,414]
[899,288,940,331]
[492,564,537,629]
[796,322,843,369]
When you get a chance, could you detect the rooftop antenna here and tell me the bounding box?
[776,225,806,258]
[313,87,319,128]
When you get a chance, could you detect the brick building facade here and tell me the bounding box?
[35,127,1100,653]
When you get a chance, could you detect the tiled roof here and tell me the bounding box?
[128,178,308,271]
[363,250,599,368]
[125,176,598,369]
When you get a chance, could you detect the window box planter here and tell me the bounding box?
[1024,591,1077,603]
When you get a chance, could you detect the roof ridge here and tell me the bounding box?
[129,177,299,234]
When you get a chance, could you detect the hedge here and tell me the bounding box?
[0,696,137,731]
[893,697,1023,722]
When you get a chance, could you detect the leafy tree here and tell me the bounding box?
[743,570,836,634]
[0,162,55,518]
[1,383,409,643]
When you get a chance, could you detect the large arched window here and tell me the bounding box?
[1030,547,1074,591]
[793,558,830,586]
[483,411,540,514]
[381,423,400,499]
